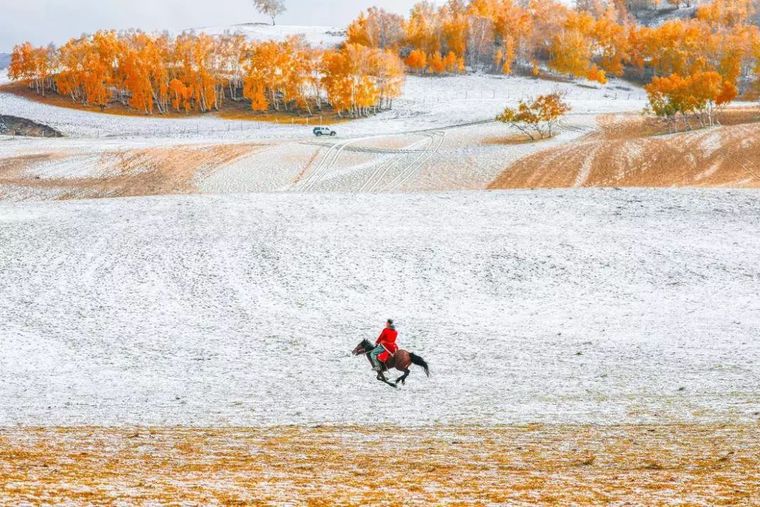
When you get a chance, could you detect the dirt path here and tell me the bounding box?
[1,424,757,505]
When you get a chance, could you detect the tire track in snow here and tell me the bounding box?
[293,137,372,191]
[357,135,435,193]
[385,131,446,191]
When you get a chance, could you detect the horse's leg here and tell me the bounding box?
[376,369,397,388]
[393,352,413,385]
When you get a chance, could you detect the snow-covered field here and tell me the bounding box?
[1,190,758,426]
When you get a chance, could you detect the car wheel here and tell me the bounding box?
[330,132,336,136]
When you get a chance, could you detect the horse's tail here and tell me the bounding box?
[409,353,430,377]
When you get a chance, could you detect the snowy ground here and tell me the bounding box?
[1,190,758,426]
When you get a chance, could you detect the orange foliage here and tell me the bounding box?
[405,49,428,73]
[8,42,54,96]
[429,52,447,74]
[9,31,405,118]
[697,0,754,27]
[347,7,405,49]
[586,65,608,84]
[322,44,405,117]
[645,71,737,131]
[496,93,571,140]
[343,0,759,91]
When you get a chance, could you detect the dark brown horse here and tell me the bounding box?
[352,339,430,388]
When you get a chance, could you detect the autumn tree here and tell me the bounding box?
[429,51,447,73]
[441,0,469,60]
[347,7,405,49]
[405,2,442,56]
[119,32,171,113]
[50,31,122,109]
[577,0,611,18]
[592,9,630,76]
[496,93,571,140]
[405,49,428,73]
[697,0,754,27]
[466,0,497,69]
[242,37,313,112]
[491,0,532,74]
[632,20,714,77]
[9,42,55,95]
[645,71,737,131]
[322,44,405,117]
[253,0,286,26]
[549,23,599,81]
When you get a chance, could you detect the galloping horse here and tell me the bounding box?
[352,339,430,388]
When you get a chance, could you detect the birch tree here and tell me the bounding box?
[253,0,286,26]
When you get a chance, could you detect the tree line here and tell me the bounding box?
[348,0,759,85]
[8,32,404,118]
[8,0,760,125]
[346,0,759,129]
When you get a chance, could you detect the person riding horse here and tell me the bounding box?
[370,319,398,371]
[353,321,429,388]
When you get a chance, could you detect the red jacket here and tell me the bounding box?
[376,328,398,355]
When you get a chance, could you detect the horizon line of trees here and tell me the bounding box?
[346,0,760,87]
[8,31,405,118]
[8,0,760,123]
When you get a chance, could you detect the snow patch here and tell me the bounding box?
[699,129,722,157]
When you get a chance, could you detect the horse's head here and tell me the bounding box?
[352,339,374,356]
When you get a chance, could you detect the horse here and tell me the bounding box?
[352,339,430,388]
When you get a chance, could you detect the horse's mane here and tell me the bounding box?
[361,338,374,351]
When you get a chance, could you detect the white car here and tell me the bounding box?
[313,126,337,137]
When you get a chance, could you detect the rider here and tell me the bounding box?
[370,319,398,371]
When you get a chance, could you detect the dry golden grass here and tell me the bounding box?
[489,109,760,189]
[480,133,551,146]
[0,143,262,199]
[1,82,195,119]
[0,424,757,505]
[217,110,348,126]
